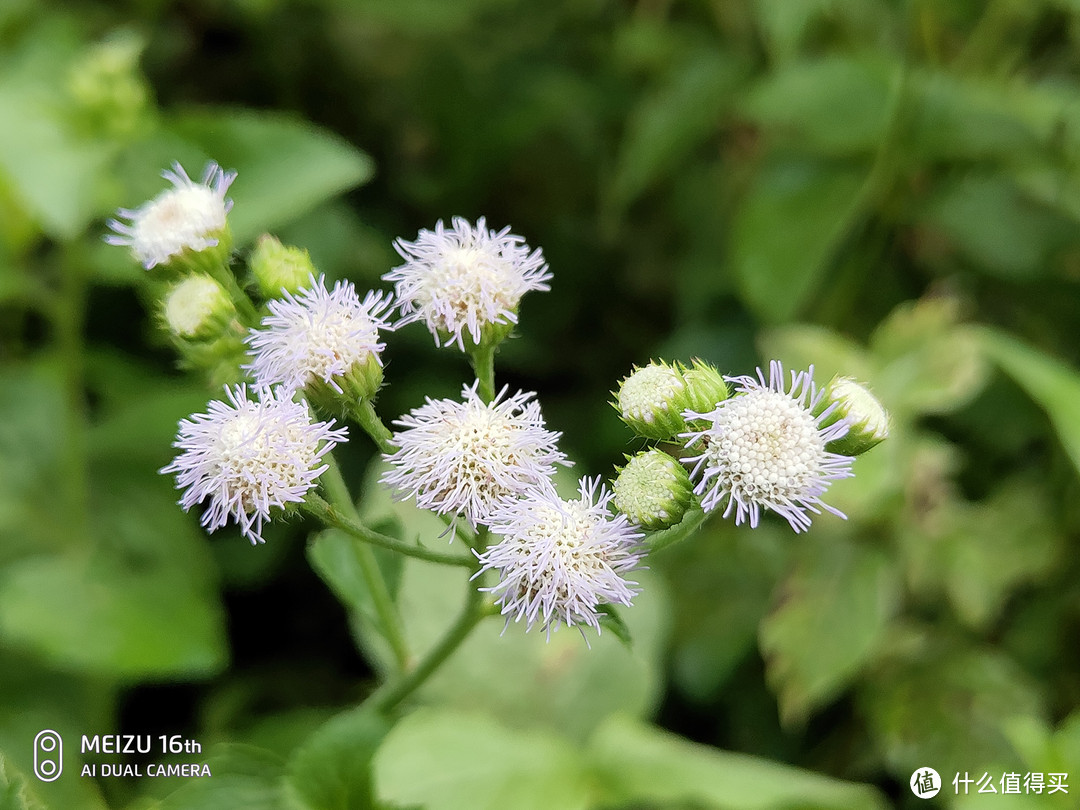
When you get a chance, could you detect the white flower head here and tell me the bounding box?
[384,216,551,351]
[162,274,233,339]
[381,382,567,528]
[475,477,644,638]
[245,274,393,398]
[106,161,236,269]
[161,385,347,545]
[681,361,853,533]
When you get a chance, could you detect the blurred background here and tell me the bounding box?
[2,0,1080,808]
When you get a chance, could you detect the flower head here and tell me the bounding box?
[161,385,347,544]
[614,359,728,441]
[106,161,236,270]
[245,275,392,400]
[384,216,551,351]
[381,382,567,528]
[681,361,853,532]
[249,235,318,299]
[820,376,890,456]
[475,477,644,638]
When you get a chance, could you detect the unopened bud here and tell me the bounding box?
[612,449,695,530]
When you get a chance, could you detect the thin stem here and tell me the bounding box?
[468,342,497,403]
[350,398,395,454]
[319,455,411,671]
[206,261,258,325]
[371,576,490,715]
[303,493,475,568]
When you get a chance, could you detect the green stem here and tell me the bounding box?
[303,493,475,568]
[206,261,258,325]
[350,398,395,454]
[645,506,708,554]
[371,577,490,714]
[319,455,411,671]
[468,342,497,403]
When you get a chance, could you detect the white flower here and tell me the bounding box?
[384,216,551,351]
[162,274,233,339]
[106,161,236,269]
[244,275,393,396]
[381,382,567,528]
[475,477,644,637]
[161,385,347,544]
[681,361,853,532]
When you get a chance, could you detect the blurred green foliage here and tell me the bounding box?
[2,0,1080,808]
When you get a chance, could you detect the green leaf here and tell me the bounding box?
[977,327,1080,479]
[743,55,895,155]
[155,745,289,810]
[610,50,743,210]
[589,714,888,810]
[0,754,46,810]
[870,297,988,417]
[0,552,226,679]
[918,173,1075,280]
[286,707,389,810]
[731,158,866,322]
[169,109,375,244]
[760,533,900,725]
[861,632,1042,780]
[373,708,590,810]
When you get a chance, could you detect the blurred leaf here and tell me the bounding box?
[589,714,889,810]
[286,707,389,810]
[0,554,225,679]
[731,158,866,323]
[977,328,1080,479]
[0,754,45,810]
[610,50,742,210]
[918,173,1075,279]
[759,324,874,383]
[743,55,895,155]
[751,0,882,63]
[862,632,1043,779]
[373,708,590,810]
[760,533,900,725]
[870,297,988,416]
[155,745,289,810]
[169,109,374,244]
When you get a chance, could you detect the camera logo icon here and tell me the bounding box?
[33,730,63,782]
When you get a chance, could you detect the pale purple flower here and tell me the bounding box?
[245,275,393,394]
[384,216,551,350]
[681,361,853,532]
[106,161,236,269]
[475,477,644,638]
[381,382,567,528]
[161,385,347,544]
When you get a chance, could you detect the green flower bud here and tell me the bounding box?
[819,376,889,456]
[674,358,729,415]
[612,449,695,530]
[249,235,318,299]
[613,361,688,440]
[162,274,234,340]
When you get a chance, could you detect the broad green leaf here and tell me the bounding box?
[751,0,888,64]
[610,49,742,210]
[373,708,590,810]
[155,745,289,810]
[861,632,1042,780]
[0,552,226,679]
[918,173,1074,279]
[760,533,899,725]
[0,754,46,810]
[731,158,866,322]
[977,328,1080,478]
[870,297,988,416]
[169,110,374,244]
[286,708,389,810]
[743,56,895,155]
[589,714,889,810]
[758,324,874,383]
